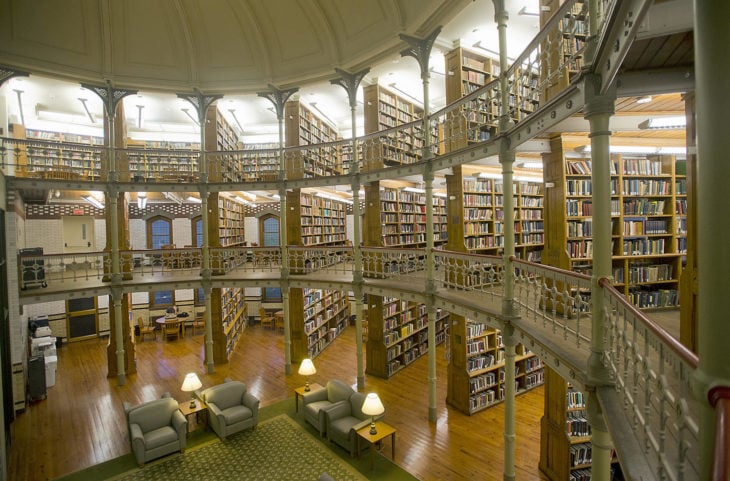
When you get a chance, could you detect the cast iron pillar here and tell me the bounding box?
[178,89,223,373]
[259,85,298,374]
[83,81,136,385]
[331,67,369,389]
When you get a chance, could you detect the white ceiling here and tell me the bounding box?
[0,0,542,143]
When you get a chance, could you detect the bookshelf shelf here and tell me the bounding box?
[292,288,350,360]
[284,100,343,179]
[366,296,449,379]
[447,315,544,415]
[543,136,684,309]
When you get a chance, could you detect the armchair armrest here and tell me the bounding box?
[302,388,328,405]
[207,401,223,418]
[171,409,187,435]
[348,418,372,440]
[130,423,144,447]
[242,392,260,415]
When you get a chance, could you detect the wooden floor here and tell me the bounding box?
[8,322,551,481]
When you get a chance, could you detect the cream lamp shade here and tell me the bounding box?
[181,372,203,408]
[298,358,317,391]
[361,392,385,434]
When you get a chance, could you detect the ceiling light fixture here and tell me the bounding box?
[575,145,686,155]
[162,192,182,205]
[181,108,200,126]
[636,95,653,104]
[518,161,543,169]
[637,116,687,130]
[13,89,25,126]
[82,195,104,209]
[518,6,540,16]
[136,105,144,128]
[403,187,425,193]
[186,196,201,204]
[78,97,96,124]
[137,192,147,209]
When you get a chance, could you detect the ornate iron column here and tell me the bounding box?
[584,73,616,481]
[331,67,369,389]
[178,89,222,373]
[400,26,441,422]
[83,81,136,385]
[694,2,730,477]
[259,85,298,374]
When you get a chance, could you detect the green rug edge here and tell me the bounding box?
[52,397,419,481]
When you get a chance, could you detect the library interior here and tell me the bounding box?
[0,1,727,481]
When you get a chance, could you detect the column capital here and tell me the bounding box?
[399,27,442,78]
[257,85,299,120]
[82,81,137,117]
[330,68,370,108]
[583,74,616,120]
[177,89,223,125]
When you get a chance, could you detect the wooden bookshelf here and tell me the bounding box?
[543,135,683,309]
[125,138,200,183]
[11,124,104,180]
[213,288,248,362]
[203,106,248,364]
[291,288,350,361]
[300,192,348,246]
[447,173,544,260]
[284,99,342,179]
[363,83,438,167]
[369,186,447,248]
[443,46,500,146]
[540,0,587,102]
[209,194,248,364]
[539,368,622,481]
[365,296,449,378]
[447,315,544,415]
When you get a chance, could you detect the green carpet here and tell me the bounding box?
[54,398,418,481]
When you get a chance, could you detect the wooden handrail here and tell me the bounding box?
[709,386,730,481]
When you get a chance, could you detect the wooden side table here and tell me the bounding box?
[356,421,396,468]
[179,399,208,433]
[294,382,324,413]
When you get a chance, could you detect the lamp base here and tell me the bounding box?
[369,420,377,435]
[304,380,310,392]
[189,398,196,409]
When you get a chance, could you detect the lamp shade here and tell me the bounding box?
[298,358,317,376]
[361,393,385,416]
[181,372,202,393]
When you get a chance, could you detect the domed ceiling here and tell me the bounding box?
[0,0,472,93]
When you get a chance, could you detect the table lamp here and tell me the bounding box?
[181,372,203,408]
[298,358,317,391]
[361,392,385,435]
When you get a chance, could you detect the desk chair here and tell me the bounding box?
[138,317,156,342]
[259,308,275,330]
[192,311,205,335]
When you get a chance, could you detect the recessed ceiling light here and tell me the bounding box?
[636,96,652,104]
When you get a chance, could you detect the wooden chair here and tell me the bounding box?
[163,319,182,341]
[259,308,275,330]
[137,317,156,342]
[192,311,205,335]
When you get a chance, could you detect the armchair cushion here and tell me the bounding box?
[201,380,259,440]
[302,379,354,437]
[325,392,382,456]
[126,397,186,467]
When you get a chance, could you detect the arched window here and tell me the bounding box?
[259,214,281,302]
[147,216,172,249]
[191,216,203,248]
[147,216,173,307]
[260,215,279,247]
